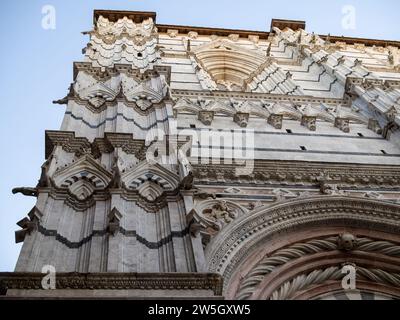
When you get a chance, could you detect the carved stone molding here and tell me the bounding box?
[205,196,400,289]
[51,154,113,201]
[269,265,400,300]
[68,63,171,114]
[45,131,146,161]
[235,234,400,299]
[73,63,171,84]
[171,89,346,105]
[193,199,247,247]
[192,160,400,187]
[0,272,223,296]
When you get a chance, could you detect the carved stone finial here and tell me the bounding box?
[337,233,358,251]
[310,32,316,44]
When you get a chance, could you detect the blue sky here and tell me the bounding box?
[0,0,399,271]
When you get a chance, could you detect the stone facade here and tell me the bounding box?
[2,10,400,300]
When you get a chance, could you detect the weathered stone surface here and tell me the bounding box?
[9,9,400,300]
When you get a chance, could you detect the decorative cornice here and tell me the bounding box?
[171,89,345,105]
[66,63,172,114]
[94,10,157,24]
[45,131,146,160]
[64,111,172,131]
[65,95,171,115]
[89,10,400,49]
[345,77,400,93]
[192,160,400,187]
[73,63,171,84]
[45,131,91,159]
[0,272,223,296]
[157,24,270,40]
[270,19,306,32]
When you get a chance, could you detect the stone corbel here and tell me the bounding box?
[108,207,122,236]
[301,115,317,131]
[268,114,283,129]
[210,34,219,41]
[198,110,214,126]
[248,35,259,44]
[167,29,178,38]
[188,31,198,40]
[335,117,350,133]
[234,112,249,128]
[228,34,239,42]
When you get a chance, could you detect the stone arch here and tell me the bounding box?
[192,39,269,90]
[122,161,179,190]
[52,154,113,200]
[204,196,400,300]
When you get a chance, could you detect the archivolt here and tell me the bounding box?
[204,196,400,299]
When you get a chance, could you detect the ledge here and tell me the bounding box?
[94,9,157,24]
[0,272,223,298]
[92,9,400,47]
[270,19,306,32]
